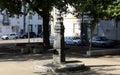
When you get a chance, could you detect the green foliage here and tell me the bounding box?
[0,0,70,49]
[0,0,69,16]
[0,0,22,16]
[69,0,120,33]
[106,0,120,19]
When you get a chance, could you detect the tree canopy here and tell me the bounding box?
[0,0,120,31]
[0,0,70,49]
[0,0,69,16]
[0,0,120,48]
[106,0,120,19]
[68,0,120,31]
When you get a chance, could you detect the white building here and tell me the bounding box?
[51,7,92,39]
[25,13,43,34]
[0,13,43,37]
[0,7,120,41]
[94,20,120,40]
[0,14,22,36]
[51,7,82,37]
[51,7,120,41]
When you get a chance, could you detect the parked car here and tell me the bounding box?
[64,36,81,45]
[73,37,82,45]
[37,32,43,37]
[49,36,54,46]
[89,36,115,47]
[1,33,18,40]
[20,32,37,38]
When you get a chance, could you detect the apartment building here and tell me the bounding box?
[0,13,43,37]
[51,7,120,41]
[94,19,120,40]
[0,7,120,41]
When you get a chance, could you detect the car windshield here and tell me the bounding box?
[10,34,16,36]
[73,37,80,40]
[100,37,108,41]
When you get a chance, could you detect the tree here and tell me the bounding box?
[106,0,120,30]
[0,0,69,49]
[68,0,116,34]
[68,0,120,51]
[68,0,120,34]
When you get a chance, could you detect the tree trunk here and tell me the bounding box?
[89,18,98,52]
[42,12,50,49]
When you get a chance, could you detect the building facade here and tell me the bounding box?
[50,7,82,37]
[0,13,43,37]
[94,19,120,40]
[25,13,43,35]
[0,14,22,36]
[51,7,120,41]
[0,8,120,41]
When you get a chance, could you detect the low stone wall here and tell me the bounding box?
[86,49,120,56]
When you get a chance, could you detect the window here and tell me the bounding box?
[28,24,33,32]
[2,15,10,25]
[11,26,19,32]
[38,25,42,33]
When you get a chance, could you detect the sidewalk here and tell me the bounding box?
[0,52,119,75]
[66,55,120,75]
[0,45,120,75]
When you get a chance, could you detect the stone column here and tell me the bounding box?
[53,12,65,64]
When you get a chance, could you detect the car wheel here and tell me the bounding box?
[65,42,68,46]
[16,37,18,39]
[6,37,9,40]
[102,44,106,47]
[1,38,4,40]
[74,42,77,46]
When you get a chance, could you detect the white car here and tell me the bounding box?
[1,33,18,40]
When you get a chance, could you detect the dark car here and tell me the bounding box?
[20,32,37,38]
[90,36,115,47]
[37,32,43,37]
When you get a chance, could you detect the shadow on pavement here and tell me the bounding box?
[0,46,53,62]
[0,45,119,62]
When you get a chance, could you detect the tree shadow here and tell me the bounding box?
[0,52,53,62]
[88,64,120,72]
[89,65,120,67]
